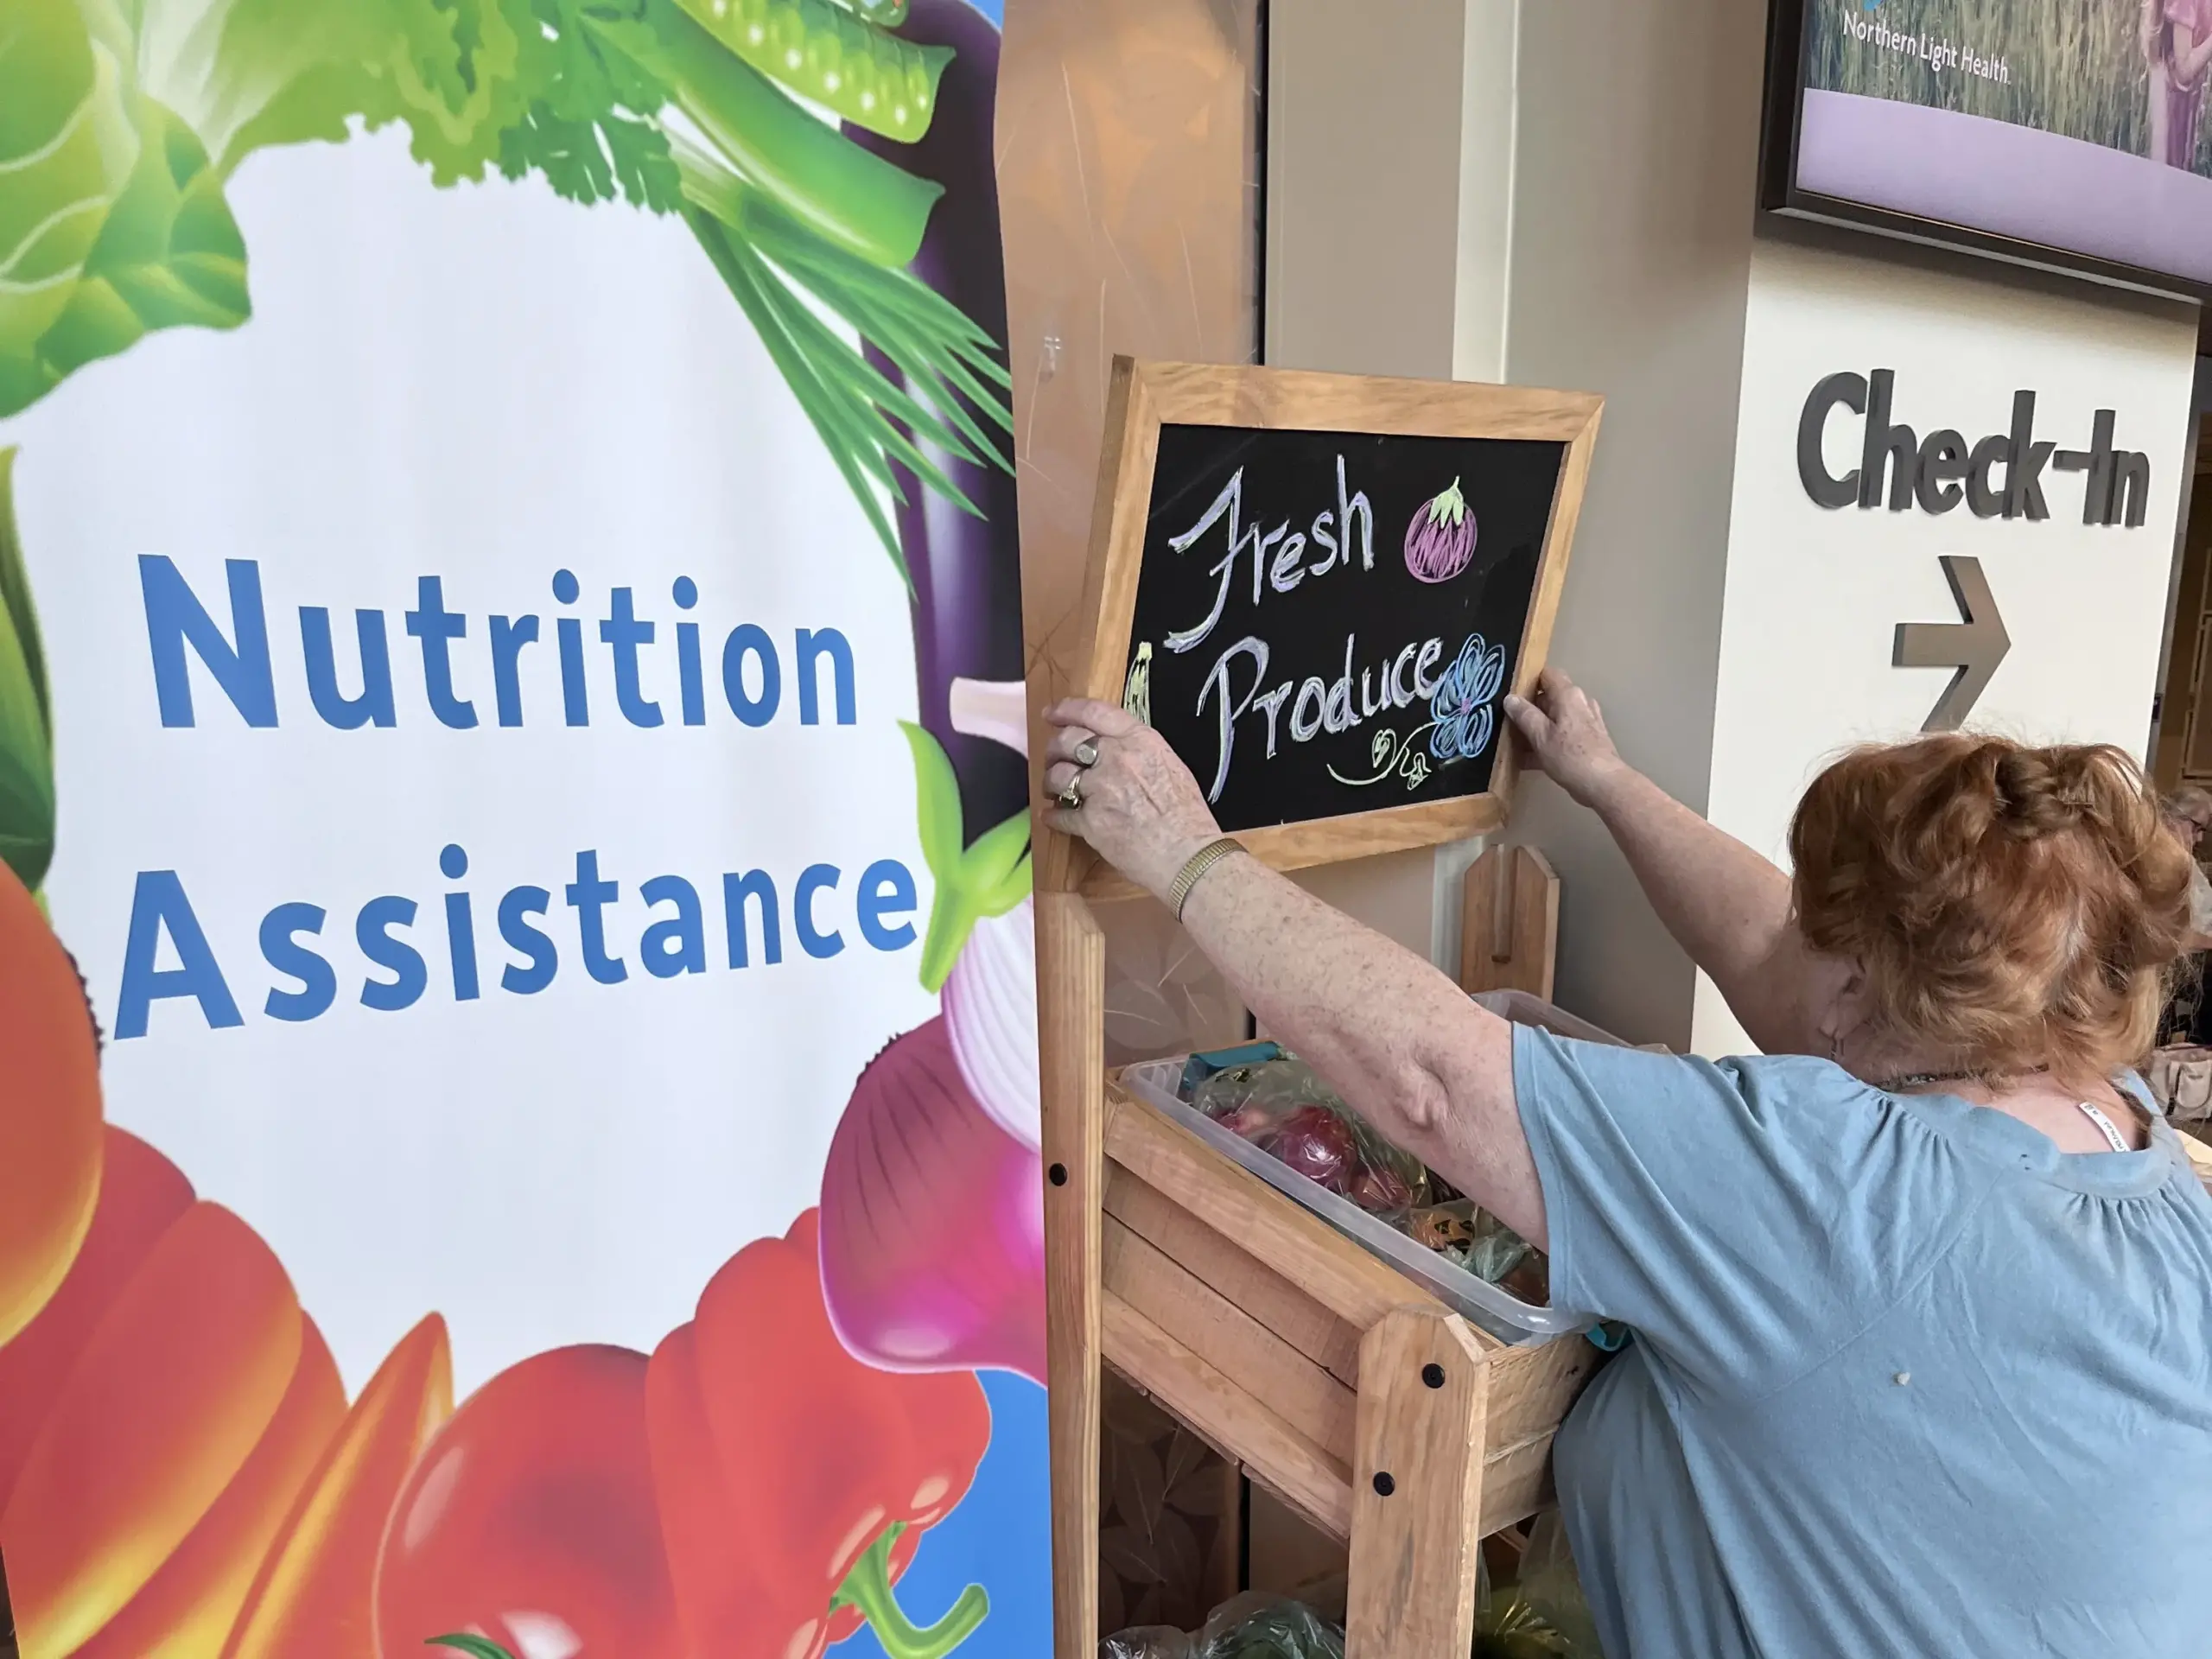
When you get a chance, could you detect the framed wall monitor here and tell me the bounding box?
[1761,0,2212,297]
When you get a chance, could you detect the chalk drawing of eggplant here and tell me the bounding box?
[1403,478,1478,583]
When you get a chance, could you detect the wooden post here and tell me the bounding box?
[1459,845,1559,1000]
[1344,1307,1491,1659]
[1039,893,1106,1659]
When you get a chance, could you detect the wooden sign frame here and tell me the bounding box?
[1038,359,1602,899]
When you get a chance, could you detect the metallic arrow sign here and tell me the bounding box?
[1893,555,2011,733]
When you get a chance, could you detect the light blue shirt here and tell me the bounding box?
[1512,1027,2212,1656]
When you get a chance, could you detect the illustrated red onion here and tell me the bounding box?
[819,1017,1046,1383]
[941,896,1040,1150]
[1402,477,1477,583]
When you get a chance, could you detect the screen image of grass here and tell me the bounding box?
[1805,0,2205,174]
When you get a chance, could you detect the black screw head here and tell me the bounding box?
[1372,1471,1396,1497]
[1047,1163,1069,1186]
[1421,1363,1446,1389]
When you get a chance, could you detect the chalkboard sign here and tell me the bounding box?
[1125,423,1564,834]
[1048,359,1600,895]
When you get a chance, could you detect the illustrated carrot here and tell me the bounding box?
[219,1314,453,1659]
[72,1317,346,1659]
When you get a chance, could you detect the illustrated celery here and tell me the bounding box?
[0,0,1014,568]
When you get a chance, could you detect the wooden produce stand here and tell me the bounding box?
[1033,360,1605,1659]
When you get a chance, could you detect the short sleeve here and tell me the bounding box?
[1512,1027,1983,1402]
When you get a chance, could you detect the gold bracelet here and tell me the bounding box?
[1169,836,1246,922]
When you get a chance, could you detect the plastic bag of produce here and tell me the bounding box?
[1403,1201,1549,1304]
[1472,1515,1603,1656]
[1511,1510,1604,1656]
[1196,1595,1346,1659]
[1100,1627,1198,1659]
[1187,1056,1428,1215]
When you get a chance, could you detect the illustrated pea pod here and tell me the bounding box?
[674,0,949,141]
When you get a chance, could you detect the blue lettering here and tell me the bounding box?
[404,575,476,729]
[356,895,427,1011]
[116,868,243,1037]
[673,578,705,727]
[259,902,336,1022]
[139,556,276,729]
[601,588,662,728]
[722,869,782,968]
[300,607,396,729]
[441,843,478,1001]
[498,885,558,995]
[490,614,538,728]
[565,849,626,985]
[553,569,588,726]
[857,858,918,951]
[795,862,843,959]
[639,874,705,977]
[796,627,856,726]
[721,625,781,728]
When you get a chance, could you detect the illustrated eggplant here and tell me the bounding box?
[849,0,1027,844]
[1403,476,1478,583]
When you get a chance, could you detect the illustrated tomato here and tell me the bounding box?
[375,1343,680,1659]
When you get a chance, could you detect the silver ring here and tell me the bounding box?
[1073,738,1100,768]
[1056,775,1084,810]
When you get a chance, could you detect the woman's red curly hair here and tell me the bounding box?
[1788,734,2194,1083]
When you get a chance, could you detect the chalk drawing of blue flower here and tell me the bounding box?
[1428,633,1506,765]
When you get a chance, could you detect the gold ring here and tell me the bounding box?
[1056,776,1084,810]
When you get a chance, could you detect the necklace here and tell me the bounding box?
[1874,1065,2050,1091]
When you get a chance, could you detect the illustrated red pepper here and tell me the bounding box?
[645,1207,993,1659]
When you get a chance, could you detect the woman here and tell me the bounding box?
[1043,668,2212,1656]
[2162,784,2212,941]
[2144,0,2212,168]
[2155,785,2212,1046]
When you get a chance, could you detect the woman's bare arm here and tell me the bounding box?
[1503,671,1835,1057]
[1039,700,1548,1248]
[2178,22,2212,81]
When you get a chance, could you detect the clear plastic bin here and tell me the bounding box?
[1116,991,1652,1346]
[1111,1074,1584,1349]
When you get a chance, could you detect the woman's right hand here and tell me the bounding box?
[1504,667,1633,810]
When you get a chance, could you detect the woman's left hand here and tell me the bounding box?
[1041,699,1225,900]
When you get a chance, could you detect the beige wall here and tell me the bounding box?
[1440,2,2199,1054]
[1456,0,1769,1046]
[1263,0,1503,963]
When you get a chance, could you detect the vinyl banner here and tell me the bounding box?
[0,2,1049,1656]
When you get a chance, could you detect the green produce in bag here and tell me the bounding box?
[1473,1513,1604,1657]
[1197,1596,1345,1659]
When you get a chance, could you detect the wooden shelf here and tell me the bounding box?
[1094,1075,1605,1656]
